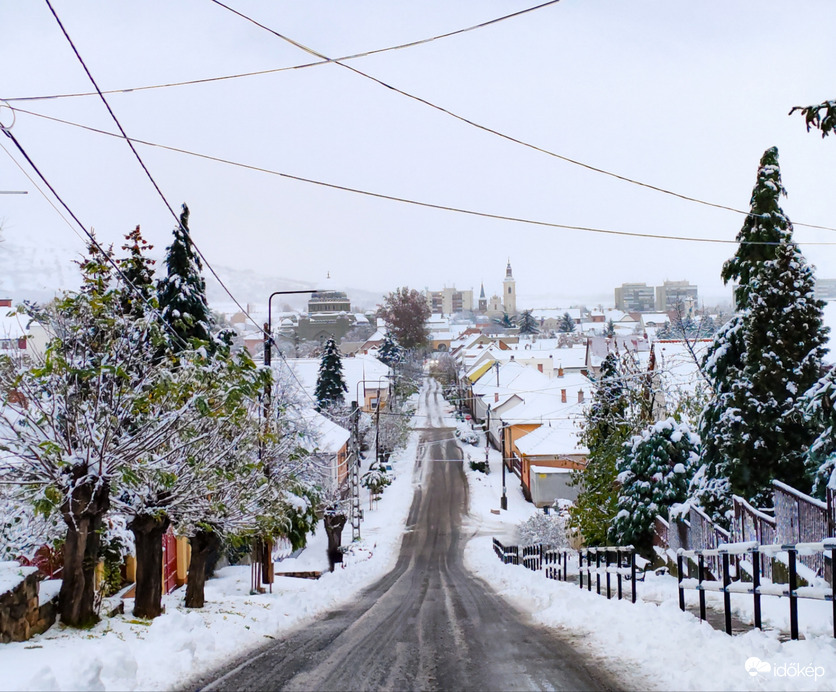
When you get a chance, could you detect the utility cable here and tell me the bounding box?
[0,127,190,351]
[208,0,836,234]
[43,0,272,347]
[4,1,561,103]
[12,105,836,246]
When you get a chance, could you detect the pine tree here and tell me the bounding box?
[518,309,539,335]
[610,418,699,554]
[558,312,575,333]
[315,337,347,411]
[118,225,155,317]
[695,148,828,521]
[570,353,631,545]
[805,367,836,497]
[157,204,212,350]
[721,147,793,309]
[377,332,402,368]
[605,318,616,338]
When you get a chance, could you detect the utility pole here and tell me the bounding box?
[485,405,491,470]
[500,423,508,510]
[350,401,361,541]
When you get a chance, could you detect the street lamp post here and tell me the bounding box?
[264,289,317,366]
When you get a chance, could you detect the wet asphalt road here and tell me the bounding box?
[198,381,618,691]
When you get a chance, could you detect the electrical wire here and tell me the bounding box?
[208,0,836,234]
[43,0,278,353]
[11,105,836,247]
[3,1,562,103]
[0,127,190,351]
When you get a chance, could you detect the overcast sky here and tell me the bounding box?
[2,0,835,309]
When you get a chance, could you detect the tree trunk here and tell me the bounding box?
[185,530,219,609]
[58,475,110,628]
[130,514,171,619]
[324,514,347,572]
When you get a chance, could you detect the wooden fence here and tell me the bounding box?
[773,480,828,576]
[732,495,776,579]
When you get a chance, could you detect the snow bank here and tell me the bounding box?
[0,397,424,692]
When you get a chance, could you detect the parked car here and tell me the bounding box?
[461,431,479,445]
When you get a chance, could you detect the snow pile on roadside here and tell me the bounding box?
[0,406,423,692]
[465,537,836,691]
[457,423,836,691]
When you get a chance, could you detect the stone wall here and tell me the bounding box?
[0,565,55,643]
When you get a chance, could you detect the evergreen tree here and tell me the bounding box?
[570,353,631,545]
[494,312,515,329]
[518,309,539,335]
[605,318,616,338]
[721,147,793,309]
[805,367,836,497]
[118,225,155,317]
[610,418,699,555]
[157,204,212,350]
[695,148,827,521]
[377,332,403,368]
[558,312,575,333]
[315,337,347,411]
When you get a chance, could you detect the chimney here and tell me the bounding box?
[510,355,514,361]
[561,389,567,403]
[0,298,11,308]
[558,366,564,378]
[494,392,499,403]
[578,389,584,403]
[537,364,543,373]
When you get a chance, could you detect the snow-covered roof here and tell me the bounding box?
[300,409,350,455]
[641,313,671,325]
[514,422,588,457]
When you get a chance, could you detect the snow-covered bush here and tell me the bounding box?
[518,509,570,548]
[610,418,699,554]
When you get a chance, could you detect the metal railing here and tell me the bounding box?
[578,546,637,603]
[677,540,836,640]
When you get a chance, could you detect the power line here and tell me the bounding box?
[0,127,190,350]
[43,0,267,343]
[208,0,836,234]
[12,105,836,246]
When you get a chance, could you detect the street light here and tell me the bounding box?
[264,289,318,366]
[486,405,508,511]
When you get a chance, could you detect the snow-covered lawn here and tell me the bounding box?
[459,430,836,691]
[0,402,426,692]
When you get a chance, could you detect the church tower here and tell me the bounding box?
[478,282,487,313]
[502,260,516,316]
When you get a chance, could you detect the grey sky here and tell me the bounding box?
[2,0,835,309]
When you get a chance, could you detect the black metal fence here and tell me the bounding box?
[677,539,836,640]
[579,546,637,603]
[492,539,637,601]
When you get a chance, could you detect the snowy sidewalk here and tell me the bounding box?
[456,440,836,691]
[0,396,430,692]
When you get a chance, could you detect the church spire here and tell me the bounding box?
[505,259,513,279]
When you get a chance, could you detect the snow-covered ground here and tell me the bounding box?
[457,419,836,691]
[0,393,428,692]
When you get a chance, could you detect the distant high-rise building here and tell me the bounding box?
[655,280,698,312]
[614,282,656,312]
[425,287,473,315]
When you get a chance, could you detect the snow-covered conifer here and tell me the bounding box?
[157,204,212,350]
[315,338,347,411]
[518,309,539,335]
[610,419,699,554]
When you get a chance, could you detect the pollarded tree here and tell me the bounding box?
[518,309,539,335]
[610,418,700,555]
[315,337,347,411]
[0,247,187,627]
[558,312,575,333]
[378,287,431,350]
[157,204,212,351]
